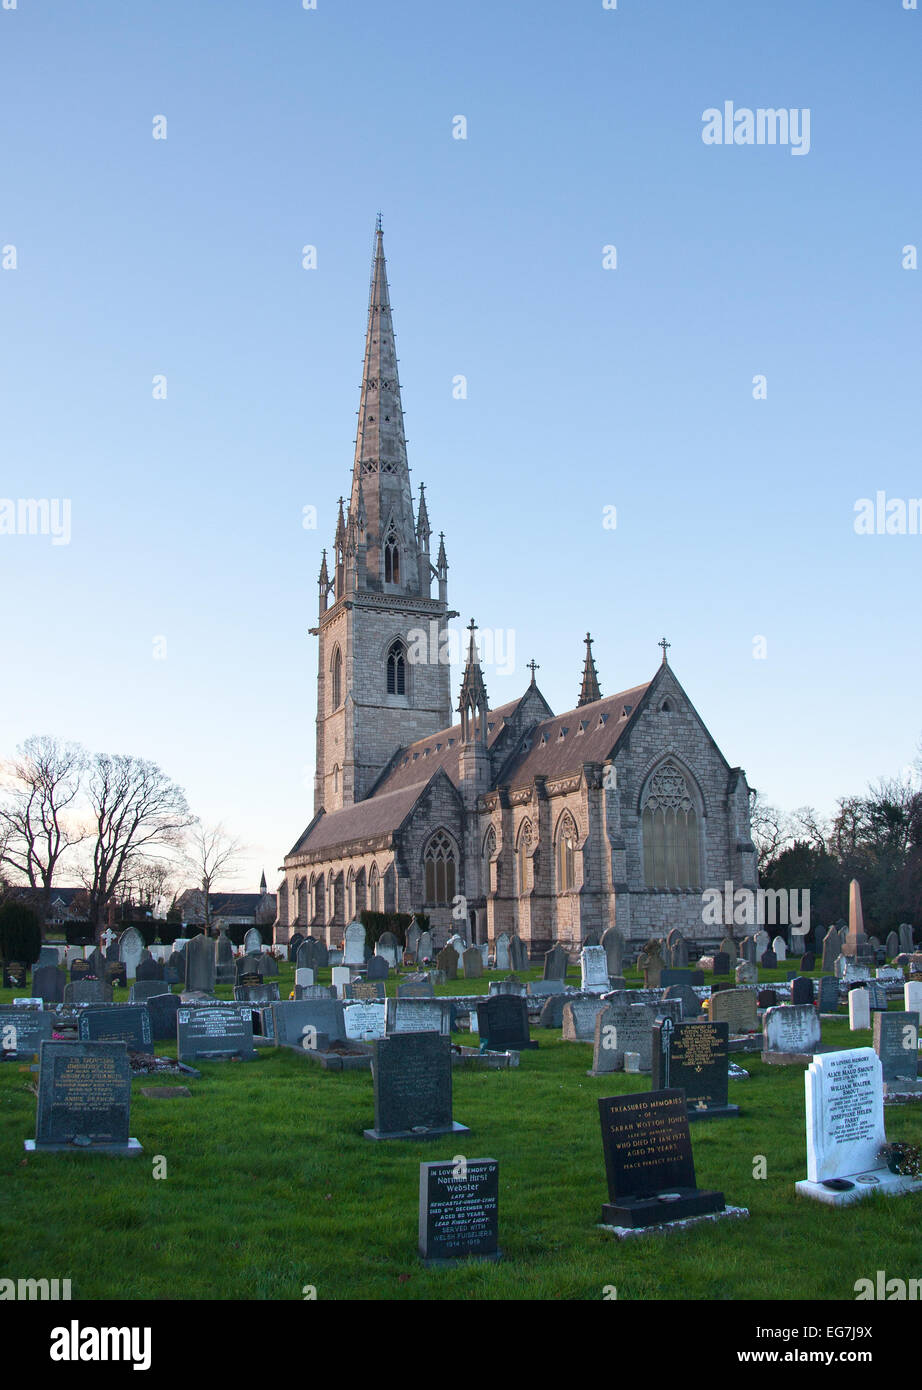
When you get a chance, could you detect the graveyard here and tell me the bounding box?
[4,937,922,1302]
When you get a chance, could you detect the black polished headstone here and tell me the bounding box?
[817,977,839,1012]
[146,993,181,1042]
[651,1020,737,1121]
[756,988,778,1009]
[790,977,814,1006]
[176,1005,256,1062]
[0,1007,54,1058]
[598,1089,724,1228]
[106,962,127,988]
[475,995,537,1050]
[78,1005,152,1050]
[419,1158,500,1266]
[760,950,777,970]
[31,966,65,1004]
[365,1032,467,1141]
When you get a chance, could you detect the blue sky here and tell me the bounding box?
[1,0,920,895]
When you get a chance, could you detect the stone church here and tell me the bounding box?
[276,224,758,956]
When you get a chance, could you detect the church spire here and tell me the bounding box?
[348,220,417,592]
[577,632,602,706]
[459,618,489,744]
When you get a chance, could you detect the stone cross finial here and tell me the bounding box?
[527,659,540,683]
[659,637,671,663]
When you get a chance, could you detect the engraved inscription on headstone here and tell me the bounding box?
[419,1158,500,1265]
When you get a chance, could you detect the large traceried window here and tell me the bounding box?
[641,762,701,889]
[556,812,577,892]
[386,641,406,695]
[424,831,457,905]
[516,821,533,895]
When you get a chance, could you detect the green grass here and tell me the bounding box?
[2,961,920,1301]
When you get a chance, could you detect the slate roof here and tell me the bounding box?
[496,682,651,789]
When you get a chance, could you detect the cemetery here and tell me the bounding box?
[3,917,922,1301]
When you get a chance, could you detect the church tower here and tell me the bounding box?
[311,221,454,814]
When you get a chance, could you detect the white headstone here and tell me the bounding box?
[904,981,922,1022]
[243,927,263,956]
[494,933,510,971]
[772,935,787,962]
[343,1001,387,1041]
[754,930,770,954]
[763,1003,821,1055]
[580,946,609,995]
[446,933,466,960]
[803,1047,885,1184]
[849,989,871,1031]
[118,927,145,981]
[343,922,366,966]
[331,965,351,998]
[295,967,315,988]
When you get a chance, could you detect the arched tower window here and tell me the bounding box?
[556,811,578,892]
[641,761,701,889]
[424,831,457,905]
[386,640,406,696]
[331,647,342,709]
[384,529,400,584]
[516,820,533,895]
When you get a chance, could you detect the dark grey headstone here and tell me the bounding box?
[32,1041,138,1153]
[508,936,528,972]
[31,966,65,1004]
[598,1090,724,1228]
[271,999,347,1048]
[106,961,127,988]
[287,932,306,962]
[366,956,389,981]
[760,950,777,970]
[65,979,114,1005]
[543,945,568,982]
[184,934,215,993]
[712,952,730,976]
[790,977,814,1006]
[419,1159,500,1265]
[799,952,816,972]
[344,980,386,1000]
[817,977,839,1012]
[651,1019,736,1119]
[662,983,702,1018]
[366,1032,464,1140]
[78,1005,152,1050]
[135,952,164,982]
[233,983,280,1004]
[146,993,181,1042]
[3,961,28,989]
[0,1007,54,1058]
[129,980,170,1003]
[70,958,90,982]
[235,953,263,985]
[176,1004,256,1061]
[756,988,778,1009]
[874,1011,919,1083]
[475,995,536,1051]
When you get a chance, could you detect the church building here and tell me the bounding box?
[276,224,758,956]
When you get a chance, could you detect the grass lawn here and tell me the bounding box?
[2,961,920,1301]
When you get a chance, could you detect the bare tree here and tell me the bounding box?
[0,736,87,919]
[82,754,194,930]
[185,822,246,935]
[749,790,792,876]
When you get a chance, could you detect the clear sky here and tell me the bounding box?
[1,0,920,897]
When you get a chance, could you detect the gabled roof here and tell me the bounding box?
[289,782,428,857]
[496,681,651,788]
[370,697,524,799]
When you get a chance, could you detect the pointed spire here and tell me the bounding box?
[436,531,447,572]
[459,618,489,743]
[416,481,430,542]
[335,496,346,546]
[577,633,602,706]
[259,869,267,894]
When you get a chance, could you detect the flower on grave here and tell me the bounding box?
[878,1142,922,1178]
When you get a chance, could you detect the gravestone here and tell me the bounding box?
[213,931,235,984]
[712,952,730,977]
[756,988,778,1009]
[129,980,169,1004]
[848,989,871,1031]
[66,979,114,1006]
[237,953,264,985]
[0,1008,54,1058]
[287,932,305,962]
[2,961,27,989]
[817,977,839,1013]
[590,1002,655,1074]
[376,931,401,970]
[365,1032,468,1140]
[135,952,164,982]
[821,926,840,972]
[86,947,107,979]
[146,992,181,1042]
[342,1001,387,1041]
[36,945,61,970]
[118,927,145,981]
[105,961,127,988]
[508,936,528,972]
[538,993,576,1028]
[167,951,185,980]
[272,999,347,1049]
[543,944,569,982]
[562,997,608,1043]
[771,936,787,962]
[261,953,279,976]
[235,983,280,1004]
[739,936,757,964]
[637,940,664,989]
[718,936,737,963]
[866,981,888,1013]
[446,933,466,962]
[406,921,421,959]
[31,967,65,1004]
[78,1005,152,1050]
[760,950,777,971]
[795,1048,922,1205]
[243,927,263,956]
[436,945,458,980]
[790,977,814,1007]
[666,932,688,969]
[386,998,451,1035]
[799,952,816,972]
[295,967,315,989]
[601,926,625,976]
[652,1019,737,1121]
[735,961,757,987]
[597,1090,725,1228]
[707,989,757,1035]
[754,930,769,955]
[176,1005,256,1062]
[184,934,215,994]
[874,1011,919,1086]
[366,956,390,982]
[580,946,610,995]
[475,995,536,1051]
[28,1041,141,1155]
[343,922,366,966]
[416,930,434,964]
[462,947,483,980]
[762,1003,821,1061]
[344,979,385,1001]
[493,933,510,971]
[490,974,526,997]
[70,958,89,982]
[419,1158,500,1266]
[397,977,434,999]
[662,983,702,1019]
[330,965,351,997]
[837,957,871,984]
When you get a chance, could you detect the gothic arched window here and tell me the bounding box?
[384,529,400,584]
[311,873,323,922]
[556,812,578,892]
[641,762,701,889]
[369,863,380,912]
[346,868,355,921]
[386,640,406,696]
[516,821,533,895]
[331,646,342,709]
[424,831,457,905]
